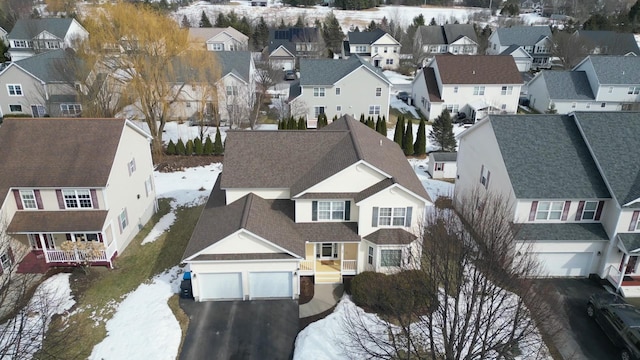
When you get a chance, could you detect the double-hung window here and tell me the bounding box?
[7,84,23,96]
[20,190,37,209]
[368,105,381,115]
[318,201,345,220]
[628,86,640,95]
[473,86,485,96]
[60,104,82,116]
[535,201,565,220]
[226,86,238,96]
[63,189,92,208]
[375,87,382,96]
[313,87,325,97]
[501,86,513,95]
[119,208,129,232]
[0,253,11,271]
[368,246,373,265]
[379,207,406,226]
[380,249,401,267]
[314,106,325,117]
[581,201,599,220]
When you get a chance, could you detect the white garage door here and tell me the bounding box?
[198,273,243,301]
[249,272,293,299]
[534,252,593,277]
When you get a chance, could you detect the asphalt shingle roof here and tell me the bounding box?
[299,55,389,86]
[517,223,609,241]
[347,29,386,44]
[431,152,457,162]
[539,71,595,100]
[7,211,109,233]
[214,51,252,82]
[364,228,417,245]
[582,56,640,85]
[495,26,552,46]
[576,30,640,55]
[433,55,522,85]
[8,18,75,39]
[417,24,478,45]
[15,48,79,83]
[489,114,610,199]
[618,233,640,252]
[573,112,640,206]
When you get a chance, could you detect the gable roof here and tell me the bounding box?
[431,152,457,162]
[578,55,640,85]
[433,55,522,85]
[8,18,76,40]
[0,118,133,204]
[422,67,442,102]
[299,55,390,86]
[494,26,552,46]
[188,27,248,42]
[573,112,640,206]
[221,116,430,202]
[267,27,320,54]
[364,228,416,245]
[576,30,640,55]
[500,44,533,58]
[537,70,595,100]
[14,48,79,83]
[489,114,610,199]
[214,51,252,82]
[347,29,386,45]
[417,24,478,45]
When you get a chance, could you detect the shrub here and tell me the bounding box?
[194,137,203,155]
[351,271,388,310]
[185,139,194,155]
[175,139,186,155]
[204,136,214,155]
[166,140,176,155]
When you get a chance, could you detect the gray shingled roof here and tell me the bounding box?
[214,51,252,82]
[517,223,609,241]
[495,26,551,46]
[364,228,417,245]
[618,233,640,252]
[347,29,386,45]
[443,24,478,44]
[573,112,640,206]
[490,115,610,199]
[582,56,640,85]
[417,25,445,44]
[539,71,595,100]
[577,30,640,55]
[8,18,75,39]
[15,48,79,83]
[288,80,301,101]
[299,55,389,86]
[431,152,457,162]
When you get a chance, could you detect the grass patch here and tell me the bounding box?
[39,199,204,359]
[168,294,190,356]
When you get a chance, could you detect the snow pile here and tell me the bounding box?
[384,70,413,85]
[140,211,177,245]
[390,97,420,118]
[409,158,455,200]
[0,274,75,359]
[154,163,222,207]
[90,267,183,360]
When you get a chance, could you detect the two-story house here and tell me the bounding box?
[7,18,88,62]
[0,118,156,274]
[455,112,640,297]
[487,26,552,70]
[411,55,522,121]
[527,55,640,113]
[288,55,392,127]
[182,116,431,301]
[187,27,249,52]
[0,49,82,118]
[341,29,401,70]
[574,30,640,56]
[414,24,479,58]
[265,27,322,71]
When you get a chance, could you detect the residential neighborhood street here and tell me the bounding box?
[179,299,299,360]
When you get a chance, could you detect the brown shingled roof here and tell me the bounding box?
[433,55,522,85]
[424,67,442,102]
[7,211,108,233]
[364,228,417,245]
[294,222,360,242]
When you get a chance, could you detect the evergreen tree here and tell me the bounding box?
[359,113,366,123]
[630,0,640,24]
[429,109,456,152]
[367,118,375,129]
[288,116,297,130]
[404,121,414,156]
[380,116,387,135]
[213,127,224,155]
[252,17,270,51]
[393,116,404,148]
[204,136,214,155]
[199,11,212,28]
[322,12,343,56]
[166,140,176,155]
[176,139,186,155]
[181,15,191,28]
[215,13,228,28]
[375,117,381,133]
[278,19,287,29]
[298,116,307,130]
[380,17,389,32]
[332,115,338,122]
[366,20,377,31]
[194,137,204,155]
[186,139,194,155]
[295,15,305,27]
[429,17,437,26]
[414,118,426,156]
[237,16,252,36]
[317,113,328,128]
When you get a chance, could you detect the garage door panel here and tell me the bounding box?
[199,273,243,301]
[249,272,292,299]
[533,252,592,277]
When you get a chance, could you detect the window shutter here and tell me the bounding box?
[528,201,538,221]
[575,201,585,221]
[34,190,43,209]
[479,164,484,183]
[372,207,379,227]
[344,201,351,221]
[595,201,605,221]
[561,201,571,221]
[56,190,65,209]
[629,211,640,231]
[8,247,14,262]
[90,189,99,209]
[405,207,413,227]
[13,190,23,210]
[312,201,318,221]
[485,171,491,189]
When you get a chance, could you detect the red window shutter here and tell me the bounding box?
[594,201,605,221]
[34,190,43,209]
[13,190,23,210]
[629,211,640,231]
[529,201,538,221]
[56,190,65,209]
[561,201,571,221]
[90,189,99,209]
[575,201,585,221]
[98,233,104,243]
[8,247,14,262]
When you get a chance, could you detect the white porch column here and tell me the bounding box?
[619,254,630,290]
[340,243,344,274]
[39,233,50,263]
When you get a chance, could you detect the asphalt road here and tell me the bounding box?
[539,278,620,360]
[179,299,299,360]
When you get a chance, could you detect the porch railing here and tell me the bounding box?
[300,260,314,274]
[606,265,622,289]
[341,260,357,274]
[46,249,108,263]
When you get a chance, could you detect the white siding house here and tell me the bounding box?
[7,18,88,61]
[343,29,401,70]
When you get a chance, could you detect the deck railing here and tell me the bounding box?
[341,260,357,274]
[606,265,622,289]
[46,249,108,263]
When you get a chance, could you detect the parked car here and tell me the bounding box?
[284,70,296,80]
[587,292,640,360]
[396,91,409,103]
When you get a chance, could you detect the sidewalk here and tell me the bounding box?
[299,283,343,318]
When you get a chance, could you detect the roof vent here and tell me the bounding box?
[472,70,476,75]
[379,139,383,146]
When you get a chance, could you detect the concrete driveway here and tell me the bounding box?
[539,278,620,359]
[179,299,299,360]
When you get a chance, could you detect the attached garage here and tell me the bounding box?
[249,272,293,299]
[533,252,593,277]
[198,273,243,301]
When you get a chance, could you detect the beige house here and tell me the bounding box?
[289,56,392,127]
[182,116,431,301]
[188,27,248,52]
[0,118,156,273]
[342,29,401,70]
[7,18,88,62]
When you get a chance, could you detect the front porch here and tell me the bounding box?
[606,234,640,297]
[299,242,358,284]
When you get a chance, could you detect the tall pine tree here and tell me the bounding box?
[213,126,224,155]
[298,117,307,130]
[414,118,426,156]
[403,121,414,156]
[393,116,404,148]
[199,11,212,28]
[429,109,457,152]
[252,17,269,51]
[322,12,343,56]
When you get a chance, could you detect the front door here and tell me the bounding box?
[621,255,639,274]
[28,234,55,250]
[374,59,380,68]
[317,243,337,259]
